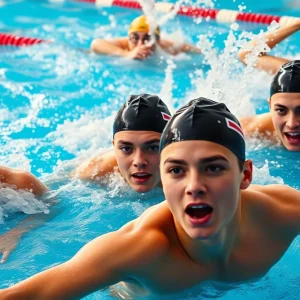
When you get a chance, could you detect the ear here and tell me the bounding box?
[240,159,253,190]
[267,97,271,109]
[112,139,114,146]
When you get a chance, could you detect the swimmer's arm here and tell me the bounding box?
[0,205,59,263]
[238,21,300,74]
[71,152,118,181]
[0,224,167,300]
[0,231,126,299]
[0,168,59,263]
[90,37,130,57]
[0,166,47,196]
[158,39,201,55]
[239,113,275,137]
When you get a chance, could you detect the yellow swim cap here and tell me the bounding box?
[128,15,160,36]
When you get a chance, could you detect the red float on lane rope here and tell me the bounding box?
[0,33,48,47]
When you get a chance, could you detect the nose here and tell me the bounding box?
[286,113,300,129]
[186,170,207,198]
[137,38,144,46]
[133,149,147,168]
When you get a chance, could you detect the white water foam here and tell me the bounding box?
[0,184,50,224]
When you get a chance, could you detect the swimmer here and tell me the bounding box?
[73,93,171,193]
[238,20,300,74]
[91,15,201,59]
[240,60,300,151]
[0,166,48,263]
[1,97,300,299]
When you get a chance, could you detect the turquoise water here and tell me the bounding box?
[0,0,300,299]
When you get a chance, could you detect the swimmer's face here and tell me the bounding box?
[160,141,252,240]
[113,131,161,193]
[269,93,300,151]
[128,31,156,51]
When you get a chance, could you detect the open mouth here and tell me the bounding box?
[132,173,152,183]
[284,132,300,144]
[185,204,213,224]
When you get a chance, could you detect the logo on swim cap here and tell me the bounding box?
[160,97,246,161]
[113,94,171,136]
[161,112,171,121]
[226,118,244,139]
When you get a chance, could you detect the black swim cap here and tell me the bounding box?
[270,60,300,97]
[113,94,171,137]
[160,97,246,161]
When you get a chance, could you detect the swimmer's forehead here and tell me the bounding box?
[129,31,151,35]
[160,140,235,163]
[114,131,161,143]
[271,92,300,103]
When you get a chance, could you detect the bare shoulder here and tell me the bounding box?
[0,166,47,195]
[249,184,299,202]
[73,151,118,180]
[120,202,174,263]
[243,184,300,232]
[239,113,274,136]
[105,37,128,49]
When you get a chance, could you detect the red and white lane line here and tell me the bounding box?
[70,0,300,26]
[0,32,49,47]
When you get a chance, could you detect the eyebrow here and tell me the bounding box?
[163,155,229,165]
[117,139,160,146]
[143,139,160,145]
[117,141,133,146]
[274,104,287,108]
[274,104,300,109]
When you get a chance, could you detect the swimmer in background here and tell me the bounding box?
[1,98,300,300]
[239,60,300,151]
[0,166,48,263]
[238,20,300,74]
[91,15,201,60]
[73,93,171,193]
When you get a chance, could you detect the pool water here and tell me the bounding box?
[0,0,300,299]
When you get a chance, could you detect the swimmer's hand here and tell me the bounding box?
[0,229,21,263]
[126,45,152,60]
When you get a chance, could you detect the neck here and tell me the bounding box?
[175,199,242,266]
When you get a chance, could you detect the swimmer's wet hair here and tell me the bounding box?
[113,94,171,137]
[270,60,300,97]
[160,97,246,162]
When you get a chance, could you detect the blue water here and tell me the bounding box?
[0,0,300,299]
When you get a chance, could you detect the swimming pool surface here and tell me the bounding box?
[0,0,300,299]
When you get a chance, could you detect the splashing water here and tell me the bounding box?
[252,160,284,185]
[236,20,280,72]
[0,185,50,224]
[159,59,176,112]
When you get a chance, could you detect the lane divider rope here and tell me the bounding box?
[0,32,49,47]
[71,0,300,26]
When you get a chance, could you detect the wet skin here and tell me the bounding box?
[269,92,300,151]
[113,130,161,193]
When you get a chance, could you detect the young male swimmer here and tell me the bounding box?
[91,15,201,59]
[238,20,300,74]
[1,97,300,300]
[0,166,48,263]
[73,93,171,193]
[240,60,300,151]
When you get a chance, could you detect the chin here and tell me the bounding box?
[186,227,217,240]
[284,144,300,152]
[132,184,153,193]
